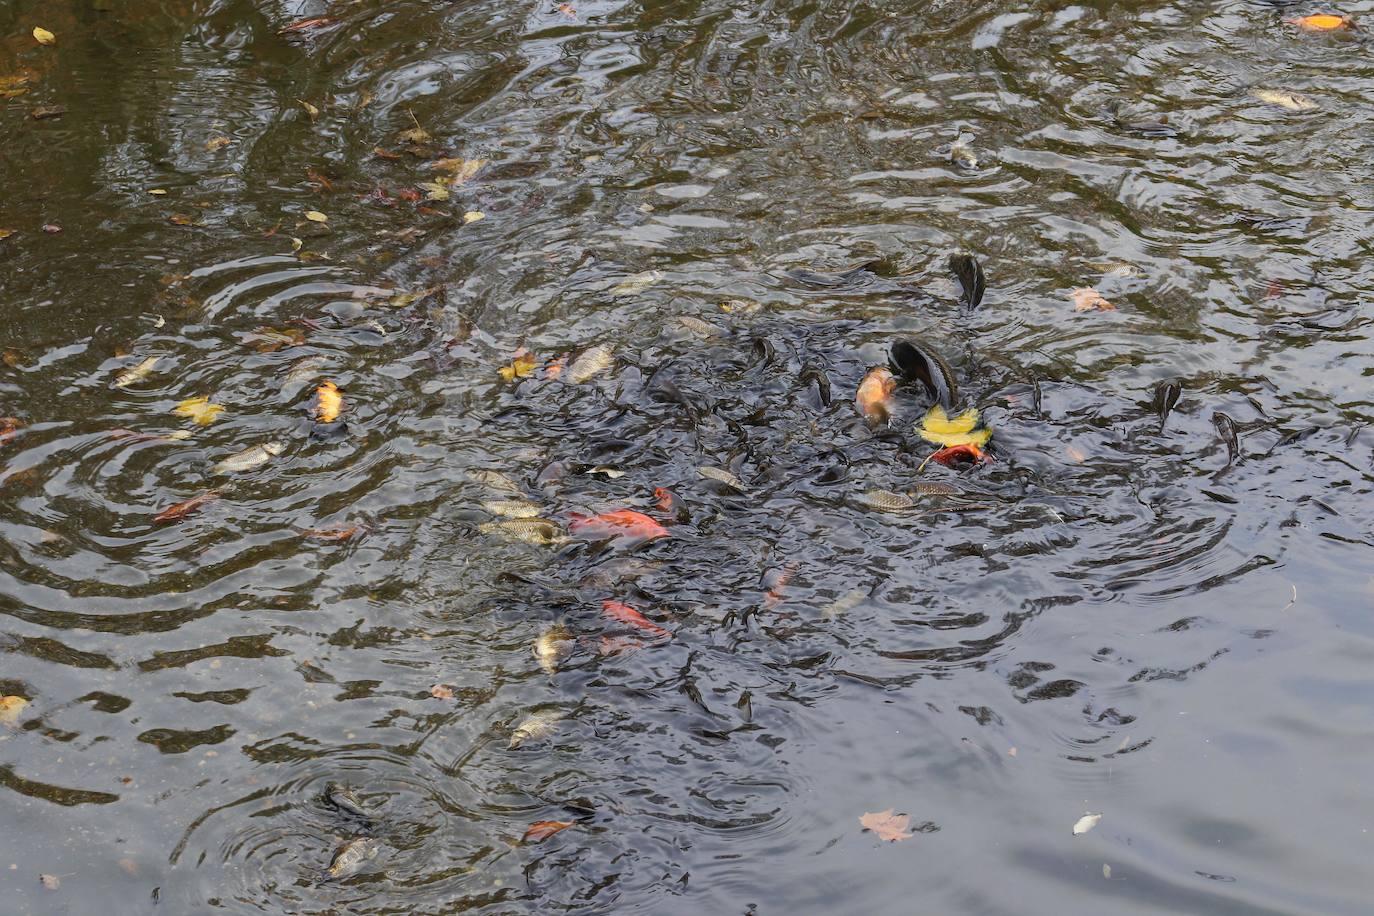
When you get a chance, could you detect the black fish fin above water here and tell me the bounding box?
[948,254,986,309]
[888,339,958,409]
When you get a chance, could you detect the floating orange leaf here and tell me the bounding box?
[172,396,225,427]
[1287,13,1354,30]
[429,684,455,700]
[522,820,574,843]
[860,809,914,842]
[569,509,670,543]
[1071,287,1115,312]
[154,489,219,524]
[601,599,671,638]
[315,381,342,423]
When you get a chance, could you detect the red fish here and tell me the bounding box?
[929,443,989,467]
[653,486,688,523]
[601,599,671,638]
[568,509,670,543]
[154,489,219,524]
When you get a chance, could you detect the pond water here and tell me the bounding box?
[2,0,1373,912]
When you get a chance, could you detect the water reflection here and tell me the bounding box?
[1,0,1373,912]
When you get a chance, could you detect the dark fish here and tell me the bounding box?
[948,255,986,309]
[889,340,958,409]
[1212,412,1240,476]
[323,783,370,821]
[1152,379,1181,431]
[799,364,832,407]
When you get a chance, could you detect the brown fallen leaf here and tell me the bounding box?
[860,809,914,842]
[280,16,337,34]
[314,381,343,423]
[429,684,455,700]
[373,147,402,161]
[2,348,23,367]
[306,167,332,192]
[30,105,65,121]
[167,214,199,227]
[1071,287,1116,312]
[205,136,232,152]
[154,489,220,524]
[522,820,574,843]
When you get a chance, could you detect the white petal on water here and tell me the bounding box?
[1073,813,1102,835]
[1102,863,1112,879]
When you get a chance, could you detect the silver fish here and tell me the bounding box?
[212,441,284,474]
[478,518,567,545]
[857,489,915,512]
[323,783,369,821]
[1251,88,1317,111]
[698,466,745,491]
[912,482,960,498]
[469,469,524,493]
[610,270,662,297]
[718,298,762,315]
[481,499,542,519]
[282,356,328,399]
[677,316,721,337]
[567,344,614,383]
[821,588,868,620]
[534,623,573,675]
[113,356,159,389]
[509,709,565,749]
[326,837,378,878]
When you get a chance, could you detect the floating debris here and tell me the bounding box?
[1073,813,1102,836]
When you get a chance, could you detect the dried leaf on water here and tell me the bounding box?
[1250,88,1318,111]
[860,809,914,842]
[305,210,329,223]
[1073,813,1102,835]
[29,106,65,121]
[523,820,574,843]
[1071,287,1116,312]
[280,16,338,34]
[154,489,219,524]
[298,99,320,120]
[1287,13,1354,31]
[463,210,485,224]
[498,350,538,382]
[567,344,614,383]
[172,396,225,427]
[856,367,897,423]
[33,27,56,46]
[568,509,670,543]
[0,417,25,445]
[0,229,15,240]
[167,213,200,227]
[113,356,159,388]
[213,441,284,474]
[558,3,577,16]
[0,695,29,726]
[315,381,343,423]
[509,709,564,748]
[698,465,745,491]
[601,599,671,638]
[479,518,567,545]
[610,270,663,297]
[418,181,450,201]
[205,135,231,152]
[429,683,455,700]
[527,623,566,672]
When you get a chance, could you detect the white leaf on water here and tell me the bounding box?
[1073,813,1102,835]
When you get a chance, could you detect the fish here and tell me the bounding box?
[1287,13,1354,31]
[912,481,960,497]
[799,364,832,407]
[718,298,762,315]
[857,489,915,512]
[534,623,573,674]
[1152,379,1181,431]
[315,381,342,423]
[509,709,564,749]
[326,837,378,878]
[654,486,689,523]
[856,367,897,423]
[568,510,670,543]
[889,339,958,409]
[323,783,370,821]
[948,254,986,308]
[610,270,662,297]
[481,499,542,519]
[478,518,567,545]
[1213,411,1240,473]
[1250,88,1318,111]
[677,316,721,337]
[212,441,284,474]
[821,588,868,619]
[113,356,159,389]
[154,489,220,524]
[601,599,671,638]
[698,466,746,491]
[950,140,979,171]
[284,356,327,386]
[567,344,614,383]
[469,469,524,492]
[928,443,988,467]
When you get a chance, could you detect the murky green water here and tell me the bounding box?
[2,0,1373,911]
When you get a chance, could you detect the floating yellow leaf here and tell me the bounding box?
[173,396,225,427]
[0,695,28,726]
[32,27,56,46]
[463,210,485,223]
[148,188,168,195]
[432,158,487,183]
[922,405,979,436]
[315,381,343,423]
[304,210,328,223]
[205,136,231,152]
[298,98,320,120]
[290,236,303,252]
[498,350,538,382]
[398,126,431,144]
[417,181,450,201]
